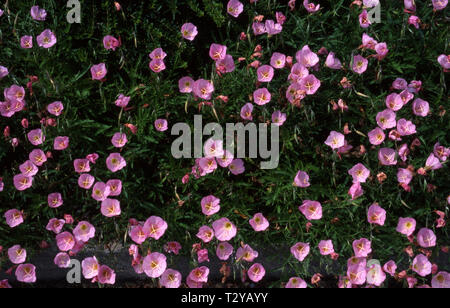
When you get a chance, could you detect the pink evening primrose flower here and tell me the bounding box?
[103,35,120,51]
[432,0,448,10]
[299,200,322,220]
[111,132,128,148]
[46,218,65,234]
[188,266,209,283]
[291,242,310,262]
[383,261,397,277]
[348,163,370,183]
[299,74,321,95]
[56,232,75,252]
[257,65,274,83]
[115,94,130,108]
[227,0,244,18]
[270,52,286,69]
[48,193,63,208]
[248,263,266,283]
[265,20,283,36]
[73,221,95,242]
[20,36,33,49]
[78,174,95,190]
[396,217,416,236]
[197,226,215,243]
[54,136,69,150]
[432,272,450,288]
[74,159,91,173]
[27,128,45,146]
[417,228,437,248]
[240,103,253,121]
[216,55,235,73]
[378,148,397,166]
[13,174,33,191]
[91,63,107,80]
[229,159,245,175]
[47,101,64,116]
[352,55,368,74]
[5,209,24,228]
[217,150,234,168]
[393,78,408,90]
[201,195,221,216]
[236,244,259,262]
[376,109,397,130]
[178,77,195,93]
[294,170,310,188]
[143,252,167,278]
[253,88,271,106]
[212,218,237,241]
[397,119,416,136]
[352,238,372,258]
[252,22,266,36]
[437,54,450,70]
[216,242,234,261]
[98,265,116,285]
[386,93,404,111]
[209,44,227,61]
[154,119,168,132]
[412,254,432,277]
[318,240,335,256]
[368,127,386,146]
[303,0,320,13]
[397,168,413,185]
[149,48,167,60]
[15,264,36,283]
[412,98,430,117]
[249,213,269,232]
[204,138,224,158]
[181,23,198,41]
[82,257,99,279]
[296,45,319,68]
[129,225,147,245]
[325,131,345,150]
[366,264,386,287]
[272,110,286,126]
[325,52,343,69]
[359,10,371,28]
[8,245,27,264]
[54,253,71,268]
[408,15,421,29]
[106,153,126,172]
[149,59,166,73]
[160,269,182,288]
[106,179,122,196]
[286,277,307,288]
[143,216,168,241]
[31,6,47,21]
[101,199,121,217]
[36,29,57,48]
[0,66,9,79]
[193,79,214,100]
[367,203,386,226]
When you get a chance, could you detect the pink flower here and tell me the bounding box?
[31,6,47,21]
[98,265,116,285]
[417,228,436,248]
[143,216,168,241]
[257,65,274,83]
[227,0,244,18]
[253,88,271,105]
[294,170,310,188]
[111,132,128,148]
[160,269,182,288]
[286,277,307,288]
[197,226,215,243]
[204,138,224,158]
[385,93,404,111]
[366,264,386,286]
[154,119,168,132]
[20,36,33,49]
[432,272,450,288]
[5,209,24,228]
[325,52,342,69]
[383,261,397,277]
[299,74,321,95]
[8,245,26,264]
[73,221,95,242]
[272,110,286,126]
[129,225,147,245]
[48,193,63,208]
[359,10,371,28]
[349,182,364,200]
[106,179,122,196]
[347,264,367,285]
[181,23,198,41]
[47,101,64,116]
[106,153,126,172]
[432,0,448,10]
[199,157,218,174]
[74,159,91,173]
[397,119,416,136]
[115,94,130,108]
[13,174,33,191]
[27,129,45,146]
[325,131,345,150]
[209,44,227,61]
[399,143,410,162]
[378,148,397,166]
[249,213,269,232]
[252,22,266,35]
[299,200,322,220]
[217,150,234,168]
[412,254,432,277]
[101,199,121,217]
[82,257,99,279]
[240,103,253,121]
[397,168,413,185]
[368,127,386,145]
[188,266,209,283]
[216,55,235,74]
[367,203,386,226]
[103,35,120,51]
[229,159,245,175]
[303,0,320,13]
[53,136,69,151]
[19,161,35,177]
[412,98,429,117]
[0,66,9,79]
[296,45,319,68]
[393,78,408,90]
[363,0,379,7]
[265,20,283,35]
[46,218,65,234]
[396,217,416,236]
[438,54,450,70]
[56,232,75,252]
[352,238,372,258]
[149,59,166,73]
[352,55,368,74]
[408,15,420,29]
[178,77,195,93]
[375,42,389,60]
[270,52,286,69]
[197,249,209,263]
[248,263,265,283]
[434,142,450,161]
[216,242,234,261]
[404,0,416,11]
[201,195,221,216]
[15,264,36,283]
[78,173,95,190]
[212,218,237,241]
[149,48,167,60]
[54,253,71,268]
[91,63,107,80]
[318,240,334,256]
[425,154,443,171]
[291,242,310,262]
[236,244,258,262]
[348,163,370,183]
[193,79,214,100]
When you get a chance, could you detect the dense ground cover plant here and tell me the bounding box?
[0,0,449,288]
